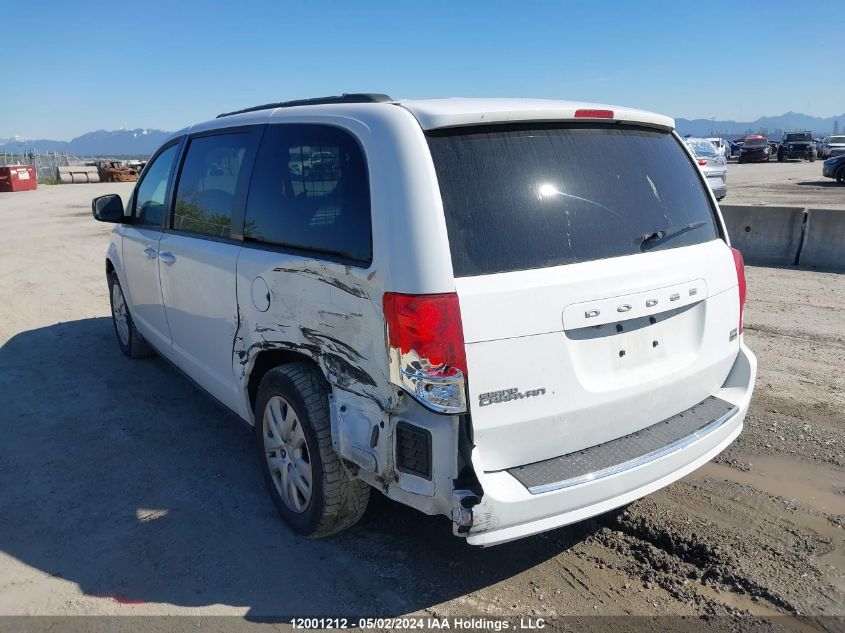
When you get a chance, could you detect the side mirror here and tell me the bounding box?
[92,194,125,223]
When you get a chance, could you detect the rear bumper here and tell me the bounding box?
[464,341,756,546]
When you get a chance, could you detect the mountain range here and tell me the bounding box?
[0,129,171,157]
[2,111,843,156]
[674,111,843,138]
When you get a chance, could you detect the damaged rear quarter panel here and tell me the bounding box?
[230,110,460,487]
[234,250,396,474]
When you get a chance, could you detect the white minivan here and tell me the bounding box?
[92,94,756,546]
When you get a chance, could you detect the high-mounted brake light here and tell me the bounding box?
[383,292,468,413]
[574,109,614,119]
[731,248,747,334]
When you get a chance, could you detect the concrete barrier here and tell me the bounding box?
[798,208,845,271]
[57,166,100,184]
[719,205,806,266]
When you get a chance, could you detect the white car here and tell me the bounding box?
[822,135,845,158]
[707,137,731,159]
[687,137,728,200]
[92,95,756,546]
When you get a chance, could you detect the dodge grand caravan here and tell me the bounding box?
[92,94,756,546]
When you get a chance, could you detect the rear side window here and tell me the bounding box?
[244,124,372,263]
[172,132,251,238]
[427,124,719,277]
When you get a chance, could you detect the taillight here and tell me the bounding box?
[383,292,468,413]
[574,109,614,119]
[731,248,746,334]
[697,159,708,166]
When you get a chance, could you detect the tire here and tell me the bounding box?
[836,167,845,184]
[777,152,784,162]
[255,362,370,537]
[107,271,151,358]
[809,154,815,162]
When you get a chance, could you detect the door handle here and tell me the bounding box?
[159,251,176,265]
[143,246,158,259]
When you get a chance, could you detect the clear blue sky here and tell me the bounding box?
[2,0,843,139]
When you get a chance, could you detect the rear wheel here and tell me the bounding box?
[836,166,845,184]
[255,363,370,537]
[108,271,151,358]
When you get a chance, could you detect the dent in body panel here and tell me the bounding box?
[234,257,398,476]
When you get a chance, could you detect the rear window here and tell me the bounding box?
[686,139,718,157]
[744,138,767,147]
[785,133,811,142]
[427,124,719,277]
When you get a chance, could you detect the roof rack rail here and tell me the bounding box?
[216,93,393,118]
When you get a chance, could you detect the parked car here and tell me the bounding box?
[822,155,845,183]
[814,138,827,157]
[707,137,731,159]
[685,137,728,200]
[767,140,779,157]
[822,135,845,158]
[91,94,756,546]
[778,131,816,162]
[738,135,771,163]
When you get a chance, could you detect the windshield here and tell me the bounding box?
[686,139,719,157]
[427,124,719,277]
[829,136,845,144]
[744,138,768,147]
[785,133,811,142]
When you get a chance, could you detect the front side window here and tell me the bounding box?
[134,143,178,227]
[172,133,250,238]
[428,124,720,277]
[244,124,372,263]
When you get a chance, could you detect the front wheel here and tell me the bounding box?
[255,363,370,537]
[108,271,151,358]
[836,167,845,184]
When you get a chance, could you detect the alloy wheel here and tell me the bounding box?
[111,283,130,346]
[262,395,313,513]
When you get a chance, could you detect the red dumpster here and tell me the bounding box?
[0,165,37,192]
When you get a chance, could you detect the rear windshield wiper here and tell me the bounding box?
[639,220,707,250]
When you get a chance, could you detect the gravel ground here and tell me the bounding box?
[0,183,842,626]
[724,159,845,208]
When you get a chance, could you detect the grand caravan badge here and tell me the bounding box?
[479,386,547,407]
